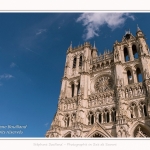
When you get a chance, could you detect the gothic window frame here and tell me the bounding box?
[104,108,110,123]
[71,82,75,97]
[79,55,83,67]
[111,108,116,122]
[132,44,139,59]
[73,57,77,68]
[136,67,143,82]
[97,64,100,69]
[92,65,96,71]
[88,111,95,125]
[77,80,80,95]
[124,46,130,62]
[94,75,113,93]
[139,101,147,117]
[134,125,150,137]
[125,67,133,84]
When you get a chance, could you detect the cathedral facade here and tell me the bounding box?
[46,27,150,138]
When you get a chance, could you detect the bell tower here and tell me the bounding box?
[46,27,150,138]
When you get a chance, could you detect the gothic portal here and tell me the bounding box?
[46,26,150,138]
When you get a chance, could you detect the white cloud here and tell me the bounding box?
[36,29,47,35]
[0,74,14,80]
[10,62,16,68]
[76,13,135,40]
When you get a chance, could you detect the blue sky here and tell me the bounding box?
[0,13,150,137]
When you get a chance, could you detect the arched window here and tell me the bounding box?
[136,68,143,82]
[106,112,109,123]
[79,56,82,66]
[73,57,76,68]
[88,111,94,125]
[97,64,100,69]
[67,116,69,127]
[92,133,104,137]
[114,110,116,122]
[91,115,94,124]
[124,47,130,62]
[132,45,138,59]
[77,82,80,95]
[104,109,109,123]
[98,113,102,123]
[127,70,133,84]
[92,65,96,70]
[144,105,147,116]
[71,83,74,97]
[111,108,116,122]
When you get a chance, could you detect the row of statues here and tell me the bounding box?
[118,85,145,98]
[88,94,114,107]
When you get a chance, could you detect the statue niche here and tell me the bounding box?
[94,76,113,93]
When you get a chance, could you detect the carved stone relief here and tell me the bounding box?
[94,76,113,93]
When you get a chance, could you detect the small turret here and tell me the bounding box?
[136,25,144,37]
[91,41,98,58]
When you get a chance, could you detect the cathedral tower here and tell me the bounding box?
[46,27,150,137]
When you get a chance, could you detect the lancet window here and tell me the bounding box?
[127,70,133,84]
[139,102,147,117]
[71,83,74,97]
[104,109,109,123]
[79,55,82,66]
[132,44,138,59]
[111,108,116,122]
[136,68,143,82]
[124,47,130,62]
[73,57,76,68]
[77,82,80,95]
[88,111,94,125]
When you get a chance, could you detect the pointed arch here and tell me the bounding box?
[130,122,150,137]
[77,81,80,95]
[111,108,116,122]
[124,47,130,62]
[127,70,133,84]
[132,44,138,59]
[88,130,109,138]
[79,55,82,66]
[64,131,71,137]
[71,83,74,97]
[73,57,76,68]
[136,68,143,82]
[88,111,94,125]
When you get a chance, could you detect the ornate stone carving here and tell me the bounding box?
[94,76,113,93]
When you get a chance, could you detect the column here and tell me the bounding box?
[133,69,138,83]
[109,111,112,122]
[128,45,134,61]
[101,113,103,123]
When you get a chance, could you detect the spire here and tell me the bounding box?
[70,41,72,49]
[93,41,96,49]
[137,24,141,32]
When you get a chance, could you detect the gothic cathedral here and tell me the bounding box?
[46,27,150,138]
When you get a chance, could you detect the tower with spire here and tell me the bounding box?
[46,26,150,137]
